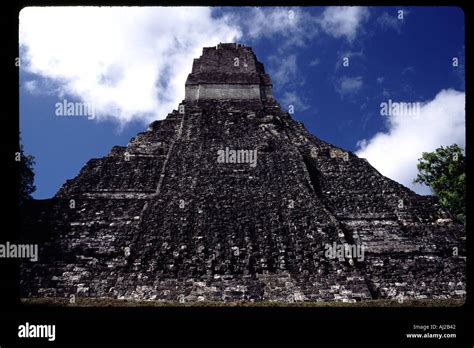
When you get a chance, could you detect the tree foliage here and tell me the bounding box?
[414,144,465,223]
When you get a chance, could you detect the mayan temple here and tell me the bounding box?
[21,43,466,303]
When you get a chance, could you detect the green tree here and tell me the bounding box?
[414,144,465,223]
[19,138,36,204]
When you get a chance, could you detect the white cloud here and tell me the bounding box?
[227,7,368,47]
[280,91,310,112]
[268,54,298,87]
[20,6,372,126]
[356,89,465,194]
[335,76,363,96]
[23,80,38,93]
[377,11,408,33]
[234,7,370,95]
[20,7,241,125]
[402,66,415,75]
[309,58,320,66]
[318,6,369,42]
[334,50,364,72]
[229,7,319,48]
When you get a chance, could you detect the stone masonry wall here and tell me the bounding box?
[20,44,465,304]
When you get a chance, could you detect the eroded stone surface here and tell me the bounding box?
[20,44,466,303]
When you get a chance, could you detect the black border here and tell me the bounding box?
[0,1,472,345]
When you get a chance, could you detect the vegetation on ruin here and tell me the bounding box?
[414,144,466,223]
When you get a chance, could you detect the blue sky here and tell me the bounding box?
[19,6,465,198]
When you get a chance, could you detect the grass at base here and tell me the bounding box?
[20,297,465,307]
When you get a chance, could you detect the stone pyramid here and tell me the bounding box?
[21,43,466,303]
